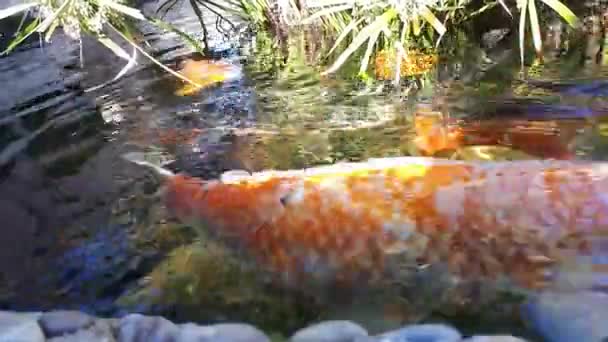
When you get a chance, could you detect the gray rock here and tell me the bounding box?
[289,320,369,342]
[39,310,94,337]
[48,319,116,342]
[179,322,270,342]
[117,314,180,342]
[0,311,45,342]
[463,336,528,342]
[523,290,608,342]
[374,324,462,342]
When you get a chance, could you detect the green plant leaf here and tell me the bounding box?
[327,16,365,56]
[359,29,379,74]
[99,0,146,20]
[498,0,512,17]
[98,35,133,60]
[37,0,72,33]
[528,0,542,55]
[2,17,40,55]
[419,5,446,37]
[540,0,577,27]
[302,4,353,25]
[0,2,37,20]
[149,17,205,54]
[44,18,59,42]
[108,23,203,88]
[86,44,138,92]
[322,8,397,75]
[518,0,528,65]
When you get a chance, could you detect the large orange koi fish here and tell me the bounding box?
[125,154,608,299]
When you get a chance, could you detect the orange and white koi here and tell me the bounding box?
[125,154,608,296]
[413,113,583,159]
[175,59,242,96]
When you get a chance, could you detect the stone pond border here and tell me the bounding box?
[0,309,528,342]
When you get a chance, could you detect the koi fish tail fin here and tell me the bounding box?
[121,151,176,181]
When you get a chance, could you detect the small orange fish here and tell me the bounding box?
[125,154,608,299]
[413,113,583,159]
[175,59,242,96]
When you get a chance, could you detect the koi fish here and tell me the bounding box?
[175,59,242,96]
[124,154,608,304]
[413,112,583,159]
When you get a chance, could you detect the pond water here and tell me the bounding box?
[2,1,608,340]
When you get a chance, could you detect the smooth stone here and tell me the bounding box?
[463,336,528,342]
[39,310,94,337]
[289,320,369,342]
[523,290,608,342]
[0,311,45,342]
[374,324,462,342]
[47,319,116,342]
[179,322,271,342]
[117,313,180,342]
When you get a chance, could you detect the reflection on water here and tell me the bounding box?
[3,1,608,339]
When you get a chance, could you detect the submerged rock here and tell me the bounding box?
[0,309,536,342]
[523,290,608,342]
[118,314,181,341]
[374,324,462,342]
[0,311,44,342]
[46,319,116,342]
[178,322,270,342]
[463,336,527,342]
[289,320,369,342]
[39,310,94,337]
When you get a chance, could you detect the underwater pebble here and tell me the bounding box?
[47,319,116,342]
[39,310,94,337]
[523,290,608,342]
[463,336,527,342]
[289,320,369,342]
[117,313,180,342]
[179,322,270,342]
[373,324,462,342]
[0,311,45,342]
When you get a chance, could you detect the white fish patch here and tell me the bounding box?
[434,184,465,225]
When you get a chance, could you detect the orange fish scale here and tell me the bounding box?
[163,158,608,294]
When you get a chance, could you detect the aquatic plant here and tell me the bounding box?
[0,0,205,91]
[300,0,579,77]
[515,0,578,65]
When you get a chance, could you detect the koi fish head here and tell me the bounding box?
[163,170,297,246]
[175,59,242,96]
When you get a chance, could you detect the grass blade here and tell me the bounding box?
[359,29,379,74]
[2,17,40,55]
[108,23,203,88]
[37,0,72,32]
[86,44,138,92]
[0,2,37,20]
[99,0,146,20]
[540,0,577,27]
[528,0,542,56]
[419,5,446,37]
[98,35,132,60]
[302,4,353,25]
[498,0,512,17]
[322,8,396,75]
[327,16,365,56]
[149,17,205,54]
[518,0,528,66]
